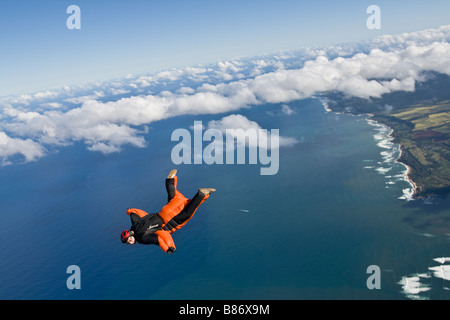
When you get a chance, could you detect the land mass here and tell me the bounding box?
[324,72,450,198]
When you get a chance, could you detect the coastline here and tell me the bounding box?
[397,144,420,200]
[321,97,420,200]
[367,116,419,201]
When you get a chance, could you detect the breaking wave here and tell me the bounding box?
[399,257,450,300]
[366,118,415,201]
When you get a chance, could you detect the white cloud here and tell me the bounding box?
[110,88,130,96]
[64,91,105,104]
[0,131,45,164]
[281,104,295,115]
[88,142,121,154]
[3,108,41,122]
[2,25,450,163]
[33,90,60,100]
[208,114,261,133]
[176,87,195,95]
[245,42,450,101]
[40,102,63,109]
[207,114,298,149]
[214,60,244,80]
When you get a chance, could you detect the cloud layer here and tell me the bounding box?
[1,25,450,164]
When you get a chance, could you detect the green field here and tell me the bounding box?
[393,101,450,133]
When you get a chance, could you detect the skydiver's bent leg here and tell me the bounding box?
[165,177,177,202]
[165,169,178,202]
[168,190,208,229]
[159,190,210,233]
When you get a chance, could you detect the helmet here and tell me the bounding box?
[120,230,132,243]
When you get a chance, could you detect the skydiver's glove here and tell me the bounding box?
[167,247,176,254]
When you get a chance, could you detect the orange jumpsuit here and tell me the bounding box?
[127,176,209,253]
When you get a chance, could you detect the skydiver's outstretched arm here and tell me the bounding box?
[155,230,176,253]
[127,208,148,224]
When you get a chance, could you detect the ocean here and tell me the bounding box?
[1,98,449,300]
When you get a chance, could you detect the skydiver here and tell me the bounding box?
[120,169,216,254]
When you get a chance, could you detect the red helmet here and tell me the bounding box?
[120,230,132,243]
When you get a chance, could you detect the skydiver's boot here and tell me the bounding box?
[198,188,216,195]
[167,169,177,179]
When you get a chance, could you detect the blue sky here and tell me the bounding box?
[1,0,450,97]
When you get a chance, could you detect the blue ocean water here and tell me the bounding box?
[1,98,450,300]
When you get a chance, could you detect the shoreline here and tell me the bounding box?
[319,97,421,200]
[367,115,420,200]
[397,144,420,200]
[369,115,423,200]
